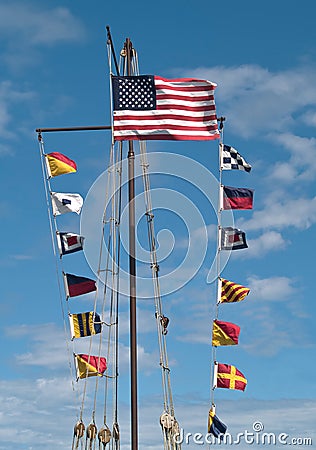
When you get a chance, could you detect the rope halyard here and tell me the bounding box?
[37,133,81,426]
[38,37,123,450]
[75,39,123,450]
[211,121,225,405]
[211,118,225,409]
[139,140,181,450]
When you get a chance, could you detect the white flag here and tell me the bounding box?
[51,192,83,216]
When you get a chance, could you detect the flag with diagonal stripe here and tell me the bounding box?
[219,278,250,304]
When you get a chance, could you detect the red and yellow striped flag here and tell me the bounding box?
[46,152,77,177]
[219,278,250,304]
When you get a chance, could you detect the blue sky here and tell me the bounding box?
[0,1,316,449]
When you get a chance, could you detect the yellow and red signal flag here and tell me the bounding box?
[212,319,240,346]
[214,362,247,391]
[45,152,77,177]
[74,354,107,379]
[218,278,250,304]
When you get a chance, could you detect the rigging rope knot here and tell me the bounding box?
[217,116,226,130]
[151,262,159,272]
[145,211,154,221]
[159,362,170,372]
[112,422,120,442]
[155,313,169,334]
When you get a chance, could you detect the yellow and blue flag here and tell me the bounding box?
[69,312,102,339]
[208,407,227,438]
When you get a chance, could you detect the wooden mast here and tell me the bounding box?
[125,36,139,450]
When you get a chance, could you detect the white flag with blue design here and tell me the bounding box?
[51,192,83,216]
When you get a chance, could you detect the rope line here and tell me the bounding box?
[210,123,225,407]
[139,140,180,446]
[37,133,80,417]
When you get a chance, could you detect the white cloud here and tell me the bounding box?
[6,322,158,374]
[0,81,35,145]
[239,196,316,231]
[0,3,85,46]
[0,377,314,450]
[243,231,287,258]
[9,254,33,261]
[268,161,298,183]
[302,110,316,127]
[0,3,85,70]
[268,133,316,182]
[181,64,316,139]
[247,276,297,301]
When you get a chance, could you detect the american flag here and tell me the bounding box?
[112,75,220,141]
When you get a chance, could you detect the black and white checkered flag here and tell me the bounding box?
[221,144,251,172]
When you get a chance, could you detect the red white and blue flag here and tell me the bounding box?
[221,227,248,250]
[57,232,84,256]
[64,273,97,298]
[112,75,220,141]
[221,186,254,210]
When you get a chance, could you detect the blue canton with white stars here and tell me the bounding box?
[112,75,156,110]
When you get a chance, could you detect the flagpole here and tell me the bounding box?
[216,117,225,302]
[125,37,138,450]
